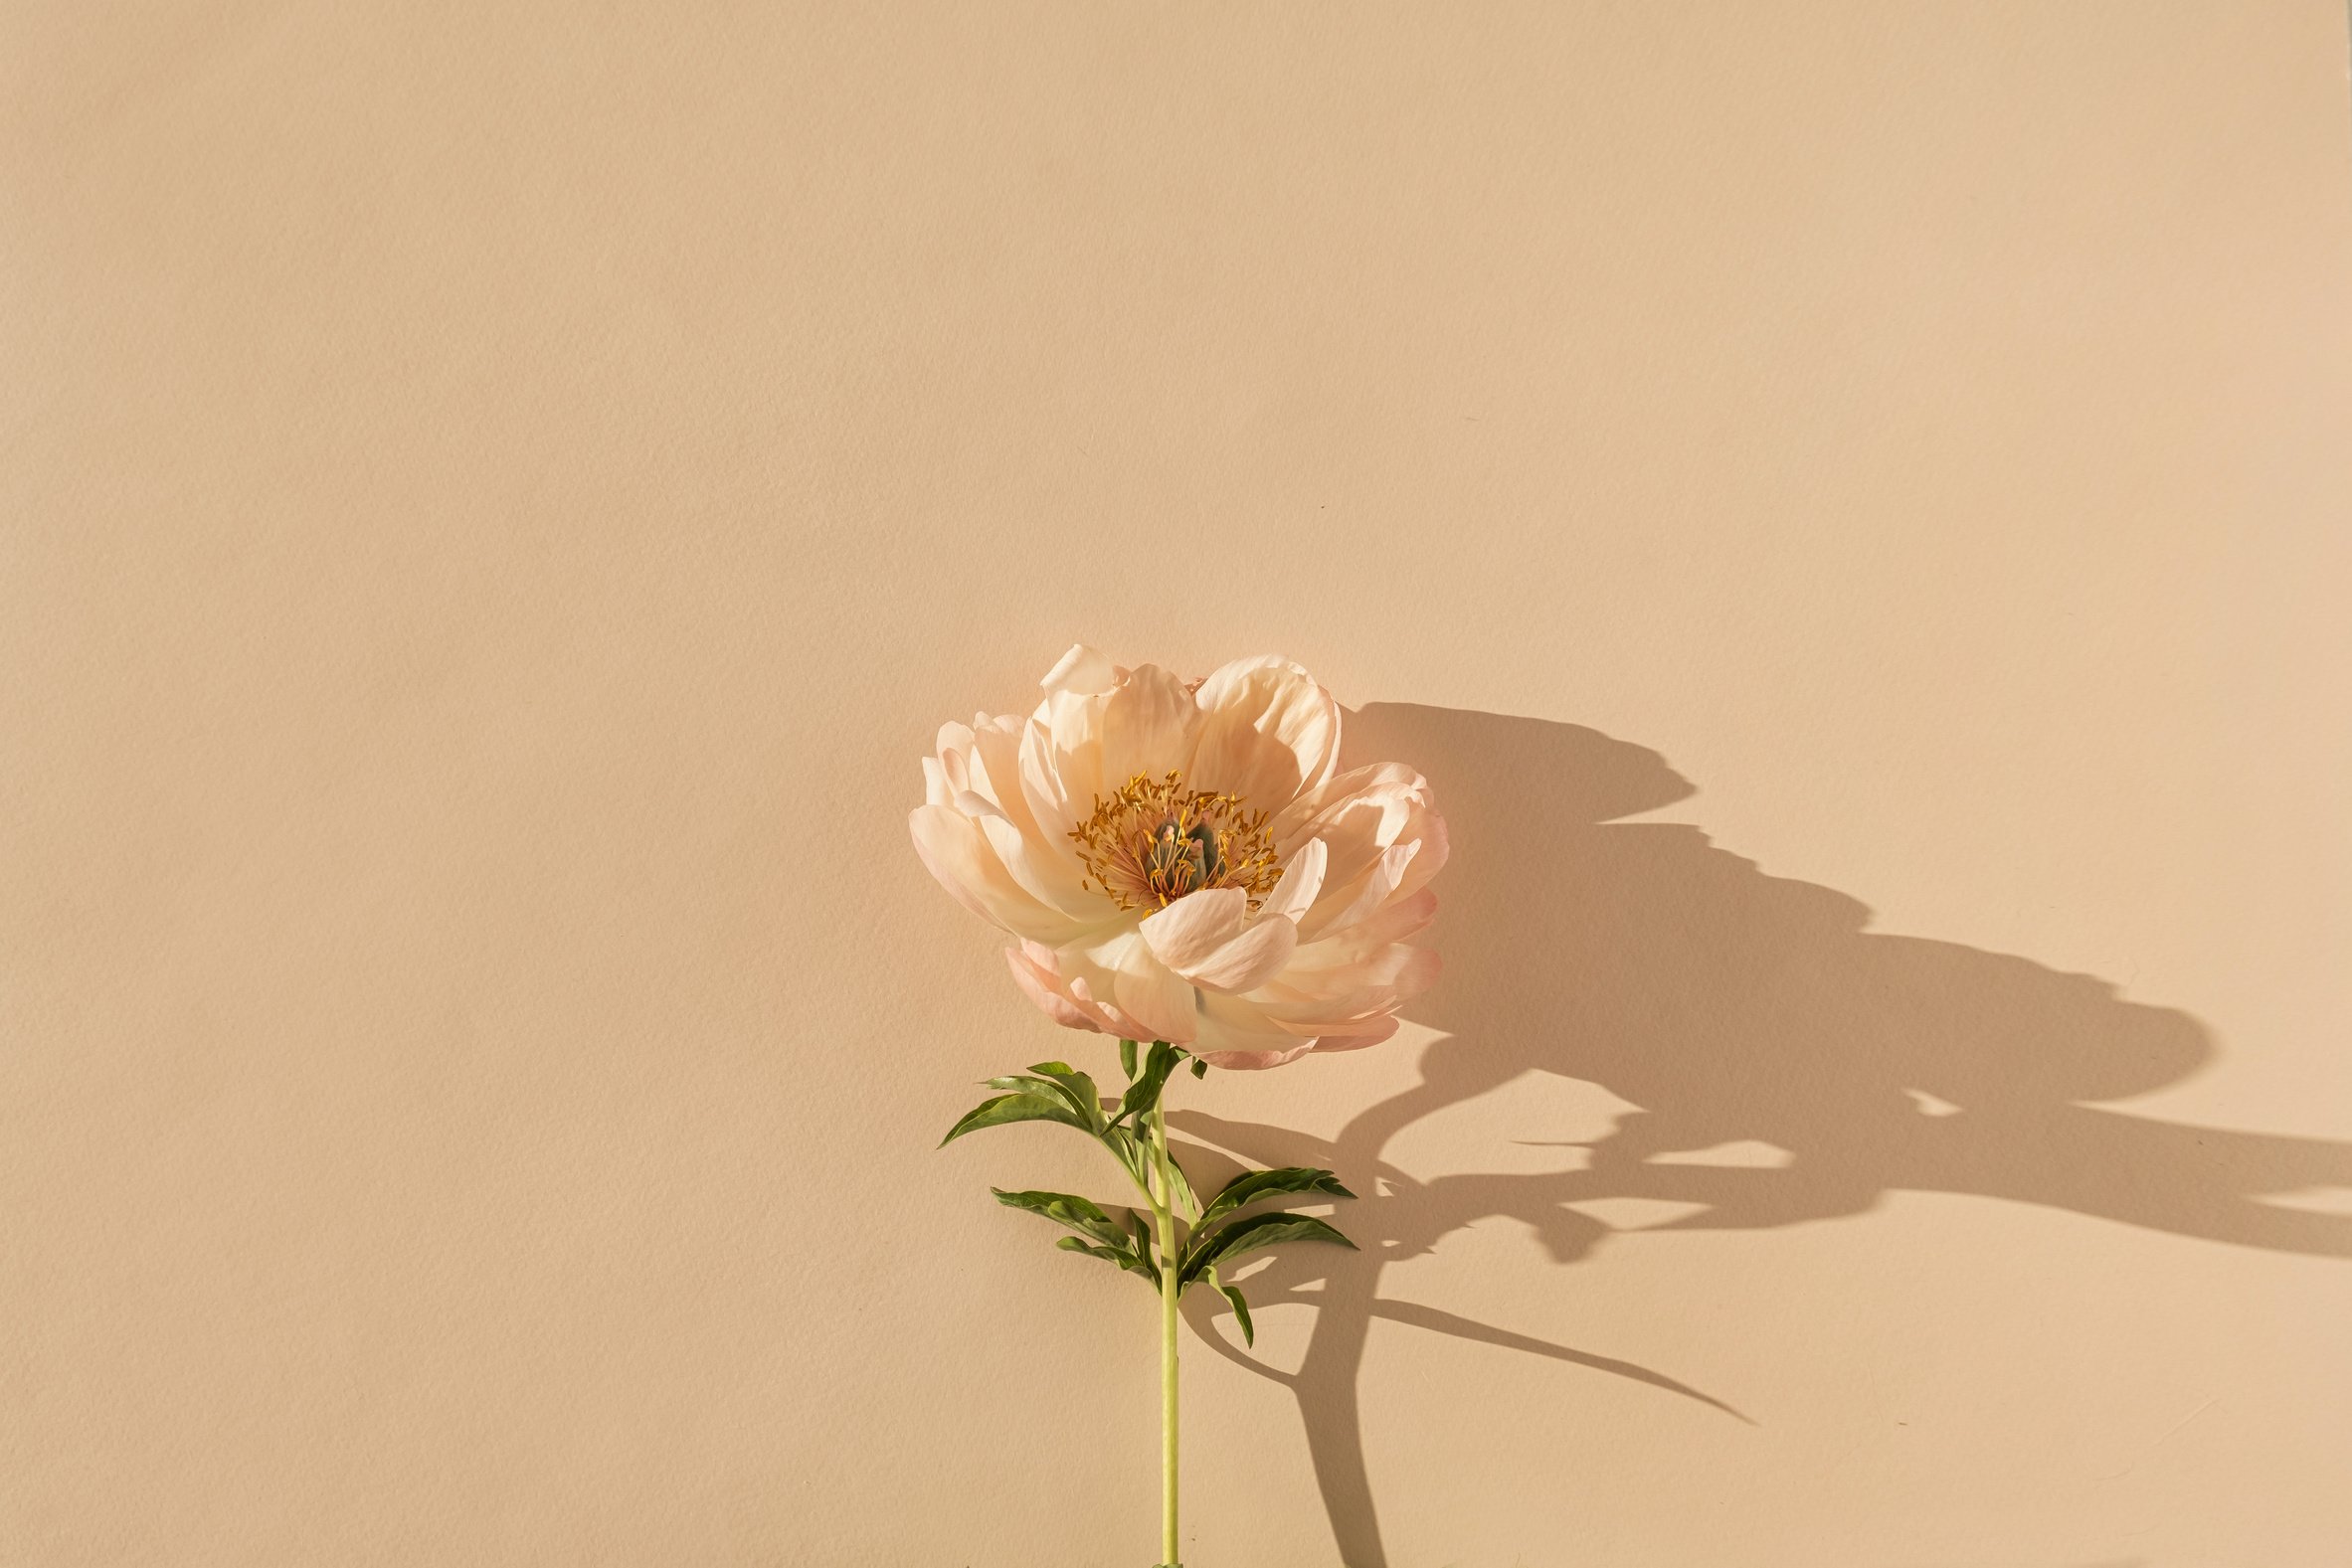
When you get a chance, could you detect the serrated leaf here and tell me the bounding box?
[1118,1037,1138,1080]
[1116,1041,1183,1127]
[992,1187,1132,1249]
[1195,1165,1356,1230]
[1209,1267,1253,1347]
[1180,1211,1356,1288]
[939,1093,1090,1147]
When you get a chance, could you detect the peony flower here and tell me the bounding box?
[910,645,1444,1067]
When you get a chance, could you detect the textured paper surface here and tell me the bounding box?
[6,4,2350,1564]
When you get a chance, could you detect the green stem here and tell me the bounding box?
[1149,1100,1180,1567]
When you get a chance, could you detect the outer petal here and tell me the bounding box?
[1272,769,1406,901]
[1391,813,1448,906]
[1304,1017,1402,1052]
[1264,941,1442,1007]
[1302,839,1419,942]
[1169,916,1297,994]
[977,812,1098,925]
[966,715,1097,917]
[1042,643,1120,696]
[1337,885,1438,948]
[1187,656,1342,809]
[1064,973,1152,1037]
[1099,932,1200,1043]
[934,722,976,792]
[1009,940,1153,1036]
[1194,1042,1317,1071]
[1188,987,1313,1063]
[1004,945,1102,1032]
[920,706,1101,927]
[909,804,1080,945]
[1138,888,1248,972]
[1274,765,1445,942]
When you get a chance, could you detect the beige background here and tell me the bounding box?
[6,3,2350,1565]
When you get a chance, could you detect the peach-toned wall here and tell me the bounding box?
[6,4,2349,1565]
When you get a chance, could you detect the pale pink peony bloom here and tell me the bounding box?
[910,646,1444,1068]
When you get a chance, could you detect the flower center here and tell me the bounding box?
[1070,770,1284,913]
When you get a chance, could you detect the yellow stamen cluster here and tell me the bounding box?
[1070,770,1283,913]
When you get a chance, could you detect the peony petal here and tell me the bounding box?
[1192,990,1321,1059]
[1018,686,1111,848]
[1269,762,1420,844]
[969,718,1080,868]
[1271,765,1440,932]
[1041,644,1120,696]
[1100,933,1199,1043]
[1273,1010,1409,1042]
[1170,914,1297,994]
[1188,655,1342,807]
[1004,945,1102,1032]
[935,723,976,792]
[977,812,1104,927]
[1257,838,1327,925]
[1255,949,1443,1024]
[1064,973,1150,1037]
[1194,1042,1317,1071]
[1393,814,1448,904]
[1337,885,1438,948]
[1096,663,1202,792]
[1301,839,1420,942]
[1138,888,1248,971]
[909,804,1078,944]
[1285,1017,1401,1054]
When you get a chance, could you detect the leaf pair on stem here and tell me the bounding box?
[940,1040,1355,1345]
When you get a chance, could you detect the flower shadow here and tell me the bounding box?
[1169,702,2352,1568]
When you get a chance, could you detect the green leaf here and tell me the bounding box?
[1130,1209,1166,1283]
[984,1073,1094,1124]
[1209,1267,1253,1347]
[1101,1073,1199,1218]
[1118,1037,1138,1080]
[938,1093,1090,1147]
[1101,1124,1153,1192]
[991,1187,1130,1249]
[1195,1165,1355,1230]
[1160,1149,1202,1224]
[1116,1041,1184,1127]
[1189,1058,1207,1079]
[1025,1062,1108,1130]
[1180,1211,1356,1288]
[1054,1235,1161,1286]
